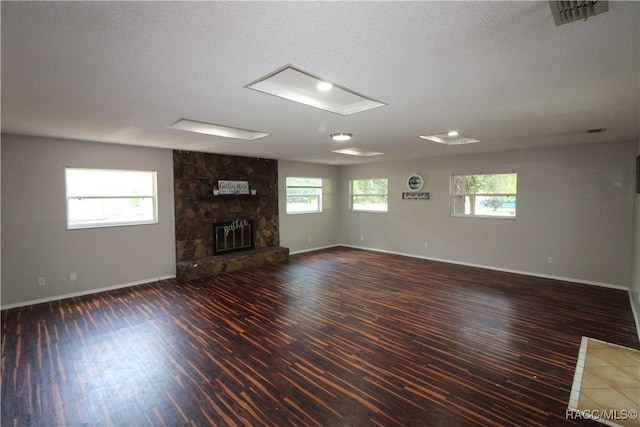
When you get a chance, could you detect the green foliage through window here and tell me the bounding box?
[451,173,517,218]
[351,178,388,212]
[286,177,322,214]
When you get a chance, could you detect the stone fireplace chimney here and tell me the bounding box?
[173,151,287,280]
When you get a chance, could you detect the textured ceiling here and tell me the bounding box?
[2,1,639,165]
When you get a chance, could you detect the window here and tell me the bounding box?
[450,173,517,218]
[286,177,322,214]
[66,168,158,229]
[350,178,388,212]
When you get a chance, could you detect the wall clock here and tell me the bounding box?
[407,174,424,191]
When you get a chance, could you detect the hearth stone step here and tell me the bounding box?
[176,246,289,280]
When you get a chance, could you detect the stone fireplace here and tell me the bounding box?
[173,151,288,280]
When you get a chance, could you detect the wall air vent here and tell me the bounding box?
[549,1,608,26]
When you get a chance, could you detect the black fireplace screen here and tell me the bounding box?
[212,220,255,255]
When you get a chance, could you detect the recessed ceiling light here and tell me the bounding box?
[419,132,479,146]
[331,147,384,157]
[447,130,459,137]
[317,82,333,91]
[331,133,352,141]
[246,64,386,116]
[168,119,270,141]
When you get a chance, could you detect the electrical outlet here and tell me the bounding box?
[424,242,429,248]
[548,257,554,264]
[307,237,312,243]
[360,235,364,241]
[38,277,46,286]
[70,272,78,282]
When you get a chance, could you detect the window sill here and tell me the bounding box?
[450,214,517,220]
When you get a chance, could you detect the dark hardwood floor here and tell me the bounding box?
[2,247,638,426]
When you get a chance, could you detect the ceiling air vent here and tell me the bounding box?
[549,1,608,26]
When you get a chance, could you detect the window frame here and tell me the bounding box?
[285,176,323,215]
[65,168,159,229]
[450,172,517,219]
[350,178,389,213]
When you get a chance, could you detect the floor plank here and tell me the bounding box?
[2,247,637,426]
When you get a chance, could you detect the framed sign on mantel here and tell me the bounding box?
[218,180,250,195]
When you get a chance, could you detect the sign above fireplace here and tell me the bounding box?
[218,180,250,195]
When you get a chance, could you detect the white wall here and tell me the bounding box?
[1,135,176,307]
[339,142,636,288]
[278,160,340,253]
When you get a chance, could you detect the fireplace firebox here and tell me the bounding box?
[212,220,255,255]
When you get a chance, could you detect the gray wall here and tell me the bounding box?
[631,138,640,330]
[1,135,176,307]
[278,160,340,253]
[338,142,636,288]
[2,134,637,334]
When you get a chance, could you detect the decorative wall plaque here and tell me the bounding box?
[402,192,430,200]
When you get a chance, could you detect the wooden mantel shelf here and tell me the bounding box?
[212,193,256,198]
[185,194,274,201]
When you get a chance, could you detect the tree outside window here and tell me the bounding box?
[451,173,517,218]
[351,178,388,212]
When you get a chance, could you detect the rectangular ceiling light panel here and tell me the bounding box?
[168,119,270,141]
[246,65,386,116]
[331,147,384,157]
[419,133,479,146]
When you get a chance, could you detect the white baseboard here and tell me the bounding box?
[338,244,629,291]
[6,246,636,338]
[340,245,639,340]
[1,275,176,310]
[289,244,341,255]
